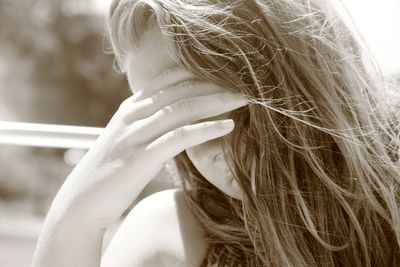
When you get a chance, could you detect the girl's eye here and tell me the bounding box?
[213,152,223,162]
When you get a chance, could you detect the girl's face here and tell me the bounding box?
[123,23,242,199]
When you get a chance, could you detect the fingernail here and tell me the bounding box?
[232,94,249,105]
[219,119,235,129]
[221,92,248,103]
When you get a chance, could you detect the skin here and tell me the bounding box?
[32,22,247,267]
[124,23,243,200]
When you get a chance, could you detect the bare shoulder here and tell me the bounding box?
[101,188,208,267]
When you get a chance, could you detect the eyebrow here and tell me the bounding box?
[127,63,180,90]
[151,64,184,82]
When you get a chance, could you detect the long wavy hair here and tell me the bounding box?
[107,0,400,266]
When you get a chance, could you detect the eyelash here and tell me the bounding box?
[213,152,223,162]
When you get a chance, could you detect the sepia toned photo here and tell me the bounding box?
[0,1,399,266]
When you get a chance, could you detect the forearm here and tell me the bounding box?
[32,207,105,267]
[31,154,147,267]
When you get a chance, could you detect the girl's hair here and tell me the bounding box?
[107,0,400,266]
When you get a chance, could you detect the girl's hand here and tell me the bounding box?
[48,68,248,231]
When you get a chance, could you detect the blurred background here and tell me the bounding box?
[0,0,177,266]
[0,0,399,266]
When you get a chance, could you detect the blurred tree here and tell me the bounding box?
[0,0,129,126]
[0,0,130,216]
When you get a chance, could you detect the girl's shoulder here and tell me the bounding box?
[101,188,208,267]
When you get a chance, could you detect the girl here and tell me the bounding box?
[33,0,400,266]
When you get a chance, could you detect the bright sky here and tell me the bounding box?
[90,0,112,14]
[343,0,400,75]
[92,0,400,75]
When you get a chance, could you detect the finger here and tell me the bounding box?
[129,66,198,102]
[129,92,248,144]
[121,80,230,124]
[144,119,235,162]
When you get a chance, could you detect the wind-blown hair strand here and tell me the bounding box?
[107,0,400,266]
